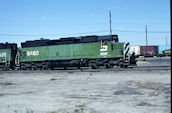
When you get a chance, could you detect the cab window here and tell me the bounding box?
[101,40,107,46]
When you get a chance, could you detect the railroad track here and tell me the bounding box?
[0,65,170,74]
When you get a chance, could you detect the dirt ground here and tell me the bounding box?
[0,57,171,113]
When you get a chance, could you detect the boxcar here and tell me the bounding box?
[140,46,158,57]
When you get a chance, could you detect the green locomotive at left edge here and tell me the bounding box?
[0,49,11,64]
[20,41,125,62]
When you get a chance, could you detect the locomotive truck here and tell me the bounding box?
[0,35,136,70]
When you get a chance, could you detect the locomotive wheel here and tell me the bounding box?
[119,64,124,68]
[42,62,49,70]
[105,63,111,68]
[77,67,81,69]
[42,65,48,70]
[92,66,96,69]
[31,65,36,70]
[3,66,9,70]
[91,64,98,69]
[22,66,26,70]
[21,65,26,70]
[120,64,128,68]
[10,65,15,70]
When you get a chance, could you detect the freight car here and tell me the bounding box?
[129,45,158,57]
[162,49,171,56]
[0,43,19,70]
[140,46,158,57]
[19,35,136,70]
[130,45,171,57]
[157,45,171,56]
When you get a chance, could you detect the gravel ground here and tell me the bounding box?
[0,57,171,113]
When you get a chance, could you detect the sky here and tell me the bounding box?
[0,0,171,46]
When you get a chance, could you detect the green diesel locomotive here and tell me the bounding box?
[19,35,136,70]
[0,43,18,70]
[0,35,136,70]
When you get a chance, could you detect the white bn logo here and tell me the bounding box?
[100,45,108,52]
[0,52,6,57]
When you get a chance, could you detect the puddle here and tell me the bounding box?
[114,87,142,95]
[136,102,154,106]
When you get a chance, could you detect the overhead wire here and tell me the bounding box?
[0,29,170,37]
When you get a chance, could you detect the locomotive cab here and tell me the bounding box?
[102,40,107,46]
[111,35,119,43]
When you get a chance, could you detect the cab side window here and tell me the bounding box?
[102,40,107,46]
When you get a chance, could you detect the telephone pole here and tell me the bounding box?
[145,25,148,46]
[166,36,168,45]
[109,11,112,35]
